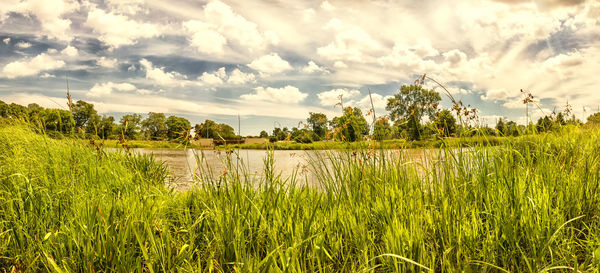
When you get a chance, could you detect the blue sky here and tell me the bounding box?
[0,0,599,135]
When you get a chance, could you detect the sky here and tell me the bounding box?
[0,0,599,135]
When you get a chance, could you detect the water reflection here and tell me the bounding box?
[128,148,438,190]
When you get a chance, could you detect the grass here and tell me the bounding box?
[80,138,207,149]
[1,122,600,272]
[227,135,506,150]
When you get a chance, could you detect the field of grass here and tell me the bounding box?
[1,123,600,272]
[228,136,506,150]
[80,138,205,149]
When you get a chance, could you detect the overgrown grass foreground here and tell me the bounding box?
[1,123,600,272]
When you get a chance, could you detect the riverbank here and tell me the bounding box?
[226,135,507,150]
[86,138,207,149]
[1,124,599,271]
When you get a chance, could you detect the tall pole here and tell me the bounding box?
[238,114,241,137]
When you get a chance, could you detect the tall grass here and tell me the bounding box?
[1,122,600,272]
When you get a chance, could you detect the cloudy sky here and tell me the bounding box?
[0,0,599,134]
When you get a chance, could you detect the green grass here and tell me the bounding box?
[81,138,206,149]
[227,136,506,150]
[1,123,600,272]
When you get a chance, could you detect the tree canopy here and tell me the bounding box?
[330,107,369,142]
[386,84,441,140]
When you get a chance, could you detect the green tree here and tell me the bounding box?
[119,114,142,140]
[435,110,456,137]
[373,117,392,140]
[0,100,8,117]
[330,107,369,142]
[536,116,553,132]
[259,130,269,138]
[194,120,238,140]
[96,115,115,139]
[72,100,98,130]
[587,112,600,124]
[386,84,441,140]
[194,120,219,139]
[496,118,506,135]
[141,112,167,140]
[555,112,566,126]
[7,103,29,120]
[506,121,520,136]
[41,109,75,134]
[307,112,328,140]
[166,116,191,141]
[272,127,290,141]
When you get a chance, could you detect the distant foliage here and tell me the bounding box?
[330,107,369,142]
[386,84,441,140]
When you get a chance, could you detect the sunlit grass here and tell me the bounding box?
[1,122,600,272]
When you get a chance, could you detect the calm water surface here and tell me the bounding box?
[129,148,437,190]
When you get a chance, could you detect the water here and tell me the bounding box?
[128,148,437,190]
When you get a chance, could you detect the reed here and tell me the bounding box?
[0,122,599,272]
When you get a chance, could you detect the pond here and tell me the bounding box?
[129,148,438,190]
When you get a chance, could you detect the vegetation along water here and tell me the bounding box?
[1,120,600,271]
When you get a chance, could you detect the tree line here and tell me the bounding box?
[2,84,598,143]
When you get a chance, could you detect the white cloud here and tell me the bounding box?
[303,8,315,22]
[320,1,335,11]
[2,38,10,44]
[106,0,145,15]
[40,72,55,78]
[443,49,468,67]
[241,85,308,104]
[85,7,160,48]
[317,88,361,107]
[139,59,186,87]
[16,42,32,48]
[302,61,328,74]
[333,61,348,68]
[183,20,227,55]
[227,68,256,84]
[60,45,78,57]
[97,57,118,68]
[3,0,79,41]
[202,0,278,51]
[377,38,439,71]
[1,51,65,78]
[317,18,380,62]
[247,53,292,75]
[198,67,226,86]
[88,82,137,97]
[356,93,391,111]
[481,89,509,101]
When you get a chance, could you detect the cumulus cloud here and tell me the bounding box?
[60,45,78,57]
[480,89,509,101]
[198,67,226,86]
[85,7,160,48]
[317,18,380,63]
[241,85,308,104]
[15,42,32,48]
[317,88,361,107]
[320,1,335,11]
[1,0,79,41]
[139,59,186,87]
[183,20,227,55]
[88,82,137,97]
[202,0,278,51]
[97,57,118,68]
[40,72,55,78]
[1,51,65,78]
[247,53,292,75]
[302,61,329,74]
[2,38,10,44]
[227,68,256,84]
